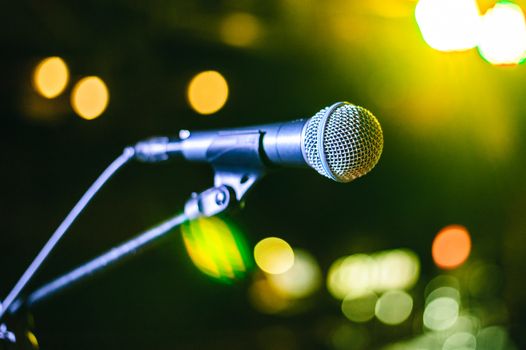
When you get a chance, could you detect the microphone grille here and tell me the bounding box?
[303,102,383,182]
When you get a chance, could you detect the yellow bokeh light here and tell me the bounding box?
[181,216,251,283]
[254,237,294,275]
[327,249,420,300]
[478,1,526,65]
[33,56,69,99]
[220,12,262,47]
[187,70,229,115]
[341,291,378,323]
[375,290,413,325]
[248,277,291,314]
[415,0,481,52]
[71,76,109,120]
[266,249,322,299]
[26,331,39,349]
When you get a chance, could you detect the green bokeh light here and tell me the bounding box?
[181,216,252,283]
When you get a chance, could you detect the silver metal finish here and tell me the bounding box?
[302,102,383,182]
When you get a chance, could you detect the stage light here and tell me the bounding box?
[266,249,322,299]
[341,291,377,323]
[33,57,69,99]
[375,290,413,325]
[187,71,229,115]
[415,0,480,52]
[220,12,261,47]
[478,1,526,65]
[181,216,251,283]
[254,237,294,275]
[71,76,109,120]
[432,225,471,269]
[423,296,460,331]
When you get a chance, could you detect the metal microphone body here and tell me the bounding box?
[134,102,384,183]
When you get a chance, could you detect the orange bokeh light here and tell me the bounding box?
[432,225,471,269]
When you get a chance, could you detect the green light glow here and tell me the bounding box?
[181,216,252,283]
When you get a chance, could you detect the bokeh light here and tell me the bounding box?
[266,249,322,299]
[26,331,39,349]
[415,0,480,52]
[423,296,460,331]
[187,70,229,115]
[248,276,291,314]
[443,332,476,350]
[341,291,377,323]
[220,12,262,47]
[71,76,109,120]
[477,325,512,350]
[375,290,413,325]
[375,249,420,291]
[432,225,471,269]
[254,237,294,275]
[478,1,526,65]
[181,216,251,283]
[426,286,461,305]
[327,249,420,300]
[33,57,69,99]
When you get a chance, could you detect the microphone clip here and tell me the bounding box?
[184,132,267,220]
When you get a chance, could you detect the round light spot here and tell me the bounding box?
[220,12,262,47]
[426,286,461,305]
[33,56,69,99]
[443,332,476,350]
[254,237,294,275]
[375,249,420,291]
[341,291,377,323]
[71,76,109,120]
[375,290,413,325]
[423,297,459,331]
[327,254,374,300]
[267,249,322,298]
[432,225,471,269]
[249,277,290,314]
[415,0,481,52]
[478,2,526,65]
[187,70,229,115]
[477,326,510,350]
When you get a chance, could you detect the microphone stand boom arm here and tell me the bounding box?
[5,130,269,318]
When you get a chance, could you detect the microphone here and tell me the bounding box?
[134,102,383,183]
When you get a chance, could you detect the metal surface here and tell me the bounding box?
[302,102,384,182]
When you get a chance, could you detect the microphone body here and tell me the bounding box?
[179,119,307,167]
[134,102,384,183]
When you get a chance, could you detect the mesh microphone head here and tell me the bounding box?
[302,102,383,182]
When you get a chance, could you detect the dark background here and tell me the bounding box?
[1,1,525,349]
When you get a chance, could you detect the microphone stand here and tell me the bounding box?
[1,132,267,347]
[6,183,239,316]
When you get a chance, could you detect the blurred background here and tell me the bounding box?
[2,0,526,349]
